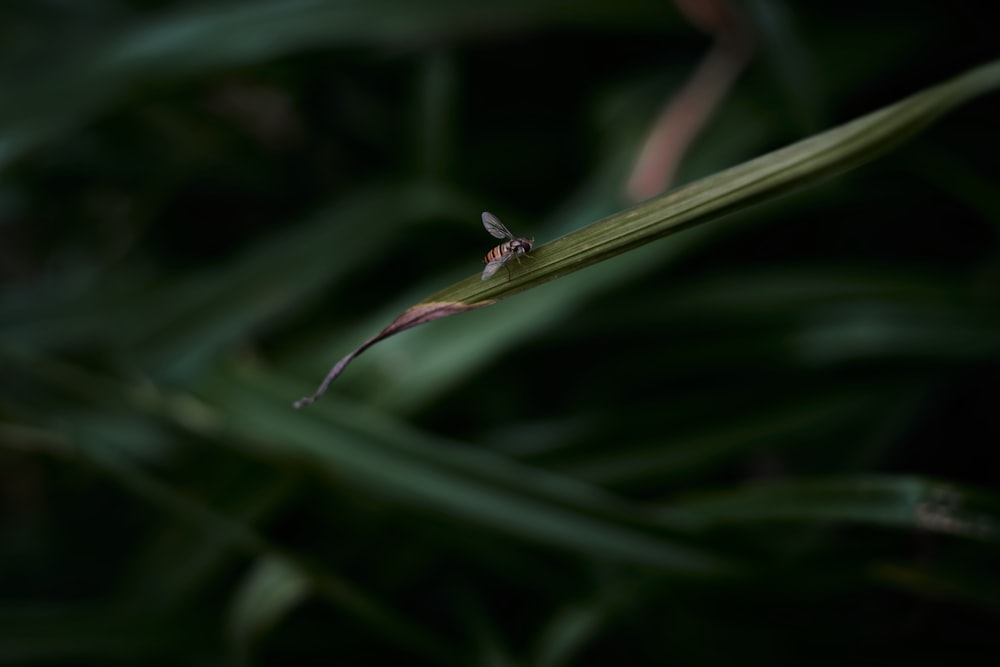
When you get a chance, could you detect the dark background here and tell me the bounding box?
[2,1,999,664]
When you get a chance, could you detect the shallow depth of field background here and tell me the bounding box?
[2,1,1000,665]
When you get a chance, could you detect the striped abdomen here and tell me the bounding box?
[484,238,531,265]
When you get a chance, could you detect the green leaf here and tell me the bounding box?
[429,60,1000,304]
[1,0,657,171]
[228,556,311,659]
[662,475,1000,542]
[207,370,733,574]
[293,59,1000,402]
[73,425,461,664]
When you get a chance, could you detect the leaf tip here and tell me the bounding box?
[292,299,494,408]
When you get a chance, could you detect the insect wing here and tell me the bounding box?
[483,248,514,280]
[482,257,505,280]
[482,211,513,240]
[482,259,503,280]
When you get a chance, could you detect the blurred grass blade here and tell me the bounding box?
[626,0,756,200]
[562,390,880,485]
[0,0,599,171]
[661,475,1000,541]
[296,59,1000,401]
[212,374,732,574]
[228,556,311,660]
[0,182,472,383]
[76,427,460,664]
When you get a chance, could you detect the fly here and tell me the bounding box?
[481,211,533,281]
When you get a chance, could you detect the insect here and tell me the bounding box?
[481,211,533,281]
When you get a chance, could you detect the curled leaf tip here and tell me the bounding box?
[294,300,493,408]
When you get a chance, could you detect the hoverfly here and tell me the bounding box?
[481,211,533,281]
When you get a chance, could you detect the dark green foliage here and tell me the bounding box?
[2,1,999,665]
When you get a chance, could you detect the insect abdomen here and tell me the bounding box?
[484,242,510,264]
[484,239,531,264]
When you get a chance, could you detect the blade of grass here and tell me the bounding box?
[433,59,1000,305]
[296,58,1000,404]
[659,475,1000,542]
[0,182,473,382]
[206,370,733,574]
[75,427,462,664]
[228,556,311,661]
[0,0,673,172]
[560,391,880,486]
